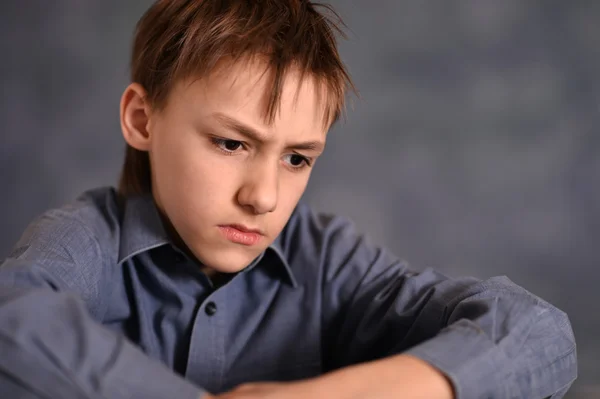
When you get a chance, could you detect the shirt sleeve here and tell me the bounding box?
[316,212,577,398]
[0,213,207,399]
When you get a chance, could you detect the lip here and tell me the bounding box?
[224,224,265,235]
[218,224,264,246]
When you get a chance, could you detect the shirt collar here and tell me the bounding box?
[249,233,298,287]
[118,194,297,287]
[117,194,170,264]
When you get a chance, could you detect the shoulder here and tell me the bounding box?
[10,186,122,268]
[3,187,122,315]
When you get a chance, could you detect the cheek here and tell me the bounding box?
[152,127,209,188]
[277,174,310,214]
[286,177,308,202]
[149,129,208,215]
[161,153,243,220]
[150,124,186,177]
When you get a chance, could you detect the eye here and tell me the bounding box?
[212,138,244,154]
[283,154,312,170]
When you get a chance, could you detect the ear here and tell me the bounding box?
[120,83,153,151]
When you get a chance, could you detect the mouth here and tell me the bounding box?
[218,224,264,246]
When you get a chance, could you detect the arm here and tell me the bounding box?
[317,213,577,398]
[0,213,207,398]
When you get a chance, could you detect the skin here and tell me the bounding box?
[121,59,327,276]
[210,355,454,399]
[120,58,453,399]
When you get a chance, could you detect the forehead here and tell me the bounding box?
[167,58,330,138]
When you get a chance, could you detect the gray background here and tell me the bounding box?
[1,1,598,396]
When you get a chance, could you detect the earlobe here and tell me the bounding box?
[120,83,152,151]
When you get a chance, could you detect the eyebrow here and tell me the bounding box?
[211,112,325,152]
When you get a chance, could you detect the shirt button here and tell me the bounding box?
[204,301,217,316]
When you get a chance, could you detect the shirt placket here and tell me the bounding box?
[184,287,227,394]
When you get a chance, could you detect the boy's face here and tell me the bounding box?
[131,60,328,273]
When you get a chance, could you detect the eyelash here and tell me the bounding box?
[210,137,313,170]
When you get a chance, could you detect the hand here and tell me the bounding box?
[206,380,320,399]
[202,354,453,399]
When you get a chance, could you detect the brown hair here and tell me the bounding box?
[118,0,356,196]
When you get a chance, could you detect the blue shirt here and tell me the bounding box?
[0,187,577,398]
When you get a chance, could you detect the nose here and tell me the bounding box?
[236,161,279,215]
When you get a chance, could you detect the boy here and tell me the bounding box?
[0,1,576,398]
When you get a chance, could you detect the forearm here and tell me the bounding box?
[315,354,453,399]
[0,286,205,399]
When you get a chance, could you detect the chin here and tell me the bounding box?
[198,249,258,274]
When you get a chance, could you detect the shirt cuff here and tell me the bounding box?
[404,318,509,399]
